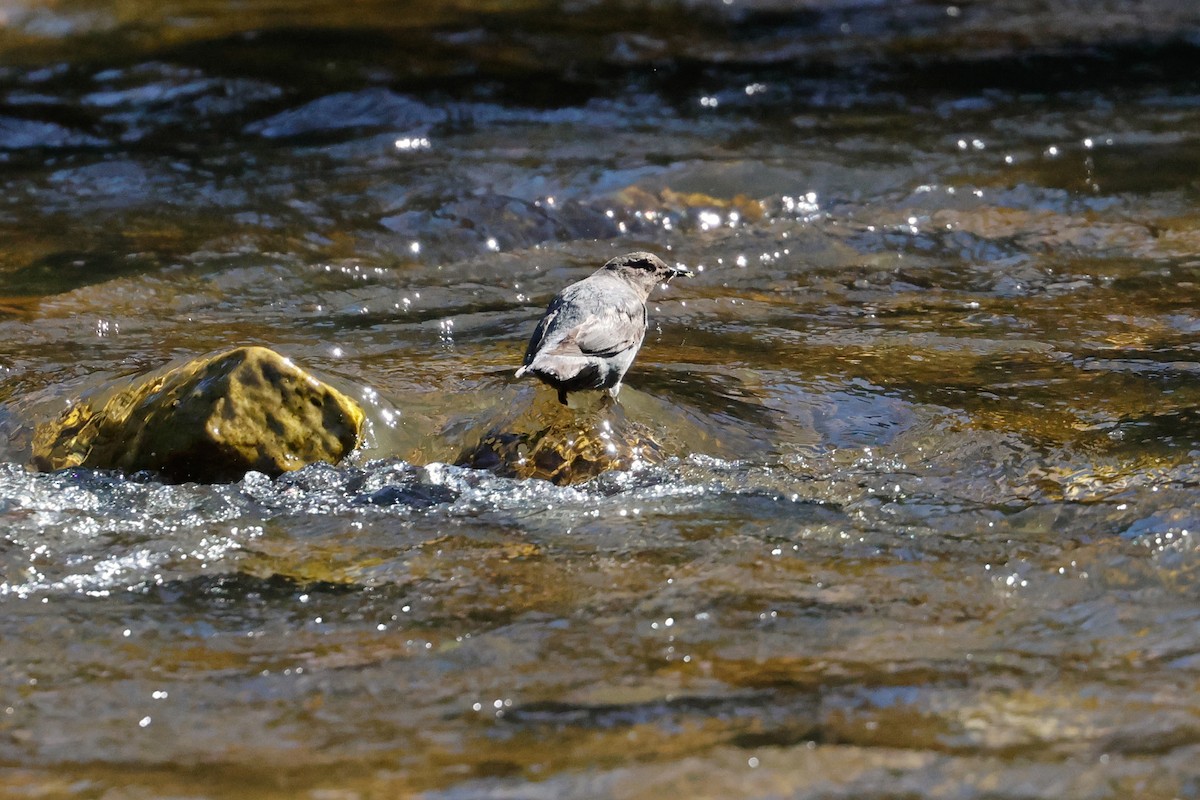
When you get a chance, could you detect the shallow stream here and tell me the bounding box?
[3,1,1200,797]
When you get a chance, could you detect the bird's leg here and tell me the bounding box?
[607,382,622,399]
[557,389,568,406]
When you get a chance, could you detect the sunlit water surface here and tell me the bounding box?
[2,1,1200,797]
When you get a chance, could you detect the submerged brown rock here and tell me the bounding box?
[31,346,364,483]
[456,391,664,485]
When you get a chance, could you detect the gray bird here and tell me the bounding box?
[515,251,693,405]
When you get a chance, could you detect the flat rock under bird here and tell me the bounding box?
[515,252,693,405]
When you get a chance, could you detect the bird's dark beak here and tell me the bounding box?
[668,263,694,279]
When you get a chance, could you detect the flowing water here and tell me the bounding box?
[3,1,1200,797]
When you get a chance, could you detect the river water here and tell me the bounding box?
[3,1,1200,797]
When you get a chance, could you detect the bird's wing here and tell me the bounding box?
[534,293,645,361]
[562,306,643,358]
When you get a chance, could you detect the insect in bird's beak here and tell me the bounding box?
[667,264,694,280]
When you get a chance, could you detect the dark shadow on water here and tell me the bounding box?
[147,571,365,605]
[0,249,162,296]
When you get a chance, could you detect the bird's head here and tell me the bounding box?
[601,251,693,293]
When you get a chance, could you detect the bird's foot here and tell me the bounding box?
[601,384,622,409]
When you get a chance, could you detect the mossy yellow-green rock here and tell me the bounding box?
[32,346,364,483]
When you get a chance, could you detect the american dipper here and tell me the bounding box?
[515,251,692,405]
